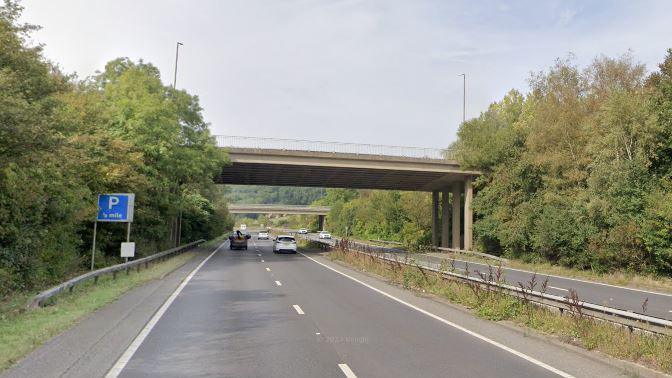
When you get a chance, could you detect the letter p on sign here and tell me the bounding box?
[108,196,120,209]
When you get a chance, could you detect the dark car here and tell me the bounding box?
[229,230,251,250]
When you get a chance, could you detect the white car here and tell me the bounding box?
[240,224,247,230]
[257,230,269,240]
[298,228,308,234]
[273,235,297,254]
[318,231,331,239]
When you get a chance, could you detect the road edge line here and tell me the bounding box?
[105,241,227,378]
[299,252,574,378]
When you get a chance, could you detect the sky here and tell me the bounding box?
[19,0,672,149]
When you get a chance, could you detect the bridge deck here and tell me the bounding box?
[217,147,477,192]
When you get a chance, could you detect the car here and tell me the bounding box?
[298,228,308,234]
[229,230,251,250]
[273,235,297,254]
[257,230,269,240]
[318,231,331,239]
[240,224,247,230]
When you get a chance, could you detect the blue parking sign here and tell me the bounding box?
[97,193,135,222]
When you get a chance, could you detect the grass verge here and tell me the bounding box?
[0,250,199,372]
[329,247,672,374]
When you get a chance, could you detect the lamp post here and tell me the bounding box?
[458,73,465,123]
[173,42,183,89]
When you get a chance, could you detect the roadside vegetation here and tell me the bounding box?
[226,185,326,205]
[318,50,672,279]
[328,247,672,374]
[0,248,201,372]
[454,51,672,276]
[0,2,233,299]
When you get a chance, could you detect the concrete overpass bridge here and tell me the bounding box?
[228,204,330,230]
[216,136,479,250]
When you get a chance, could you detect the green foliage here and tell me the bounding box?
[225,185,326,205]
[318,189,432,248]
[458,51,672,275]
[0,2,232,297]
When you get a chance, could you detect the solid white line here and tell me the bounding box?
[293,304,305,315]
[275,280,282,286]
[105,241,227,378]
[338,363,357,378]
[548,286,569,292]
[299,253,574,378]
[265,267,271,272]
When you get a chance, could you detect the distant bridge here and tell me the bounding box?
[228,204,330,215]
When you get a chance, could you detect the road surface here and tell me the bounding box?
[307,233,672,321]
[110,238,630,377]
[4,236,651,378]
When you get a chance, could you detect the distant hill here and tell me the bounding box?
[225,185,326,205]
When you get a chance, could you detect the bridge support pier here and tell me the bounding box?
[464,178,473,251]
[433,180,473,251]
[452,183,461,249]
[318,215,325,231]
[441,189,451,248]
[432,191,440,246]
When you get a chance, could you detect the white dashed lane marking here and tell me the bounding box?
[275,280,282,286]
[292,305,305,315]
[338,363,357,378]
[548,286,568,292]
[265,267,271,272]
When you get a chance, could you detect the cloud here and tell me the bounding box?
[19,0,672,148]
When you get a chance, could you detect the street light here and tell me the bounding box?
[458,73,466,123]
[173,42,183,89]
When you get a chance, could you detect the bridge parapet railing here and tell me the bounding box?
[216,135,454,160]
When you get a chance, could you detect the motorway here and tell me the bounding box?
[108,236,637,377]
[417,253,672,321]
[4,235,654,377]
[307,234,672,322]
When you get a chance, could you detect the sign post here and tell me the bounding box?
[92,194,135,270]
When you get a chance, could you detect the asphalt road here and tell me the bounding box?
[107,236,636,378]
[305,233,672,321]
[415,253,672,321]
